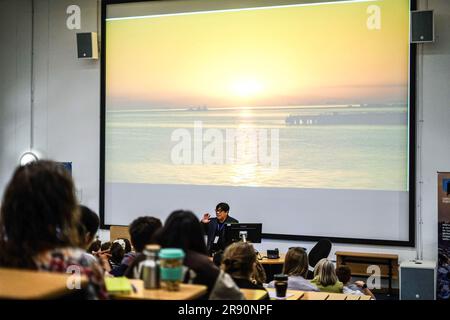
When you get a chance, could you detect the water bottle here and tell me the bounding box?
[141,244,161,289]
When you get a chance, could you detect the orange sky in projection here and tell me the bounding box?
[106,0,409,108]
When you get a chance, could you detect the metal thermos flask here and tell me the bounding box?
[141,244,161,289]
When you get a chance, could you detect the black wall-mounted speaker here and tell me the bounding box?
[76,32,98,59]
[411,10,434,43]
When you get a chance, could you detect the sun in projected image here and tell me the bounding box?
[230,78,264,99]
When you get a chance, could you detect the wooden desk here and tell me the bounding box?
[113,279,207,300]
[244,287,373,301]
[300,292,330,300]
[300,291,372,301]
[258,254,285,282]
[0,268,87,299]
[266,288,304,300]
[327,293,347,300]
[259,254,285,265]
[241,289,268,300]
[344,295,361,301]
[335,251,399,295]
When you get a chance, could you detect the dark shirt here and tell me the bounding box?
[183,250,220,299]
[210,222,226,253]
[110,252,136,277]
[124,253,145,279]
[202,215,239,255]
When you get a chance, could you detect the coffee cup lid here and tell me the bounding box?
[159,248,185,259]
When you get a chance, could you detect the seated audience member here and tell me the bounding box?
[78,205,100,265]
[213,247,266,286]
[108,238,131,272]
[0,160,107,299]
[156,210,243,300]
[336,265,375,299]
[253,260,267,286]
[212,250,223,267]
[95,241,113,272]
[101,241,112,252]
[87,239,101,255]
[113,216,162,278]
[267,247,319,292]
[310,258,343,293]
[109,241,124,270]
[121,237,132,253]
[221,241,270,300]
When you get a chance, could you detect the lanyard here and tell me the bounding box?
[217,222,225,232]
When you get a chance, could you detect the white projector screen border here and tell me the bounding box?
[99,0,416,247]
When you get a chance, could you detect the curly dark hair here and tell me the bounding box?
[0,160,81,268]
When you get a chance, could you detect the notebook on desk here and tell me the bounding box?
[105,277,133,294]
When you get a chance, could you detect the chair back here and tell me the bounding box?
[308,239,332,269]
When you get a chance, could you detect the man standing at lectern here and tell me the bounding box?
[201,202,239,256]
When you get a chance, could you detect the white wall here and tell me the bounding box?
[1,0,450,267]
[416,0,450,261]
[0,0,101,212]
[0,0,32,190]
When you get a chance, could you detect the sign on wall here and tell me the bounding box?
[437,172,450,299]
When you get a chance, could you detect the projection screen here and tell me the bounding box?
[101,0,415,246]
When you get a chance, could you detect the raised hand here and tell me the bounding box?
[201,213,211,224]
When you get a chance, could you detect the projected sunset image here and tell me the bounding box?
[105,0,410,191]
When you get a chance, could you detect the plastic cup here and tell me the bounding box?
[159,248,185,291]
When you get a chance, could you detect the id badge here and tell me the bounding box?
[213,236,219,244]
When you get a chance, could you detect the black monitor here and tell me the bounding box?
[224,223,262,246]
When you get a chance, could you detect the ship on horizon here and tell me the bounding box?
[285,110,407,126]
[186,106,208,111]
